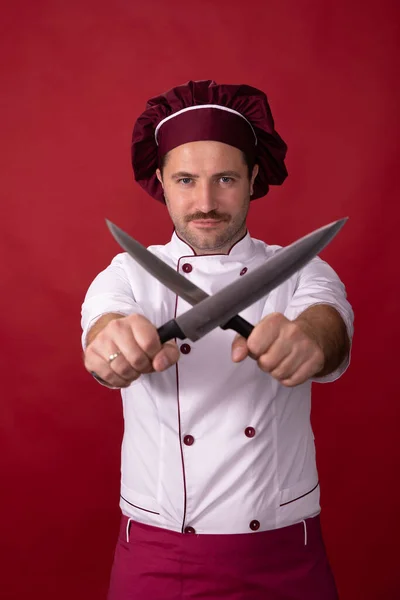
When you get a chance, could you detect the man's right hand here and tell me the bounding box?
[84,313,180,389]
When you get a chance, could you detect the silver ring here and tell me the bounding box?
[108,352,121,364]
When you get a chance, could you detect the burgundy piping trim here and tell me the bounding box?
[173,271,188,533]
[174,229,248,257]
[279,482,320,507]
[120,495,160,515]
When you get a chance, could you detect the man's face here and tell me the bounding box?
[156,141,258,255]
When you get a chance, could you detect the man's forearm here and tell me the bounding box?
[294,304,350,377]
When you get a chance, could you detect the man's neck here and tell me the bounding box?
[175,225,248,256]
[185,231,248,256]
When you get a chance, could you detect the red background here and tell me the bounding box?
[1,1,399,598]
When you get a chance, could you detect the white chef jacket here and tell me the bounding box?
[81,231,354,535]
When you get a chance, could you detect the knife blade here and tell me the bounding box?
[106,218,347,343]
[106,220,254,338]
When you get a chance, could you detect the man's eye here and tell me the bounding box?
[220,177,233,183]
[179,178,192,185]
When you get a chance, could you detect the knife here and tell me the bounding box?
[106,218,347,344]
[106,220,254,338]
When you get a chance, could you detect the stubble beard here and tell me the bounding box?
[165,196,250,254]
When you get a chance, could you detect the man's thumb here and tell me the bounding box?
[231,335,249,363]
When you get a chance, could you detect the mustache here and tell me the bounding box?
[186,211,229,223]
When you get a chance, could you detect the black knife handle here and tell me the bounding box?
[157,319,186,344]
[220,315,254,339]
[158,315,254,344]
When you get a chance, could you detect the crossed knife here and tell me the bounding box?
[106,218,346,344]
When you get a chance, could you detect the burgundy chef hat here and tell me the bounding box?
[132,79,288,202]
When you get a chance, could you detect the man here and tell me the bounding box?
[81,80,353,599]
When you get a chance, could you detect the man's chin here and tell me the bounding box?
[185,231,231,252]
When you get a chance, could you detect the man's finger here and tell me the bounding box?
[269,349,304,382]
[127,314,162,358]
[152,341,180,372]
[257,339,292,374]
[85,346,136,388]
[107,350,147,380]
[280,358,320,387]
[247,313,286,358]
[232,335,249,362]
[90,371,120,389]
[112,333,153,374]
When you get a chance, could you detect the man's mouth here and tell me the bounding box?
[190,219,225,228]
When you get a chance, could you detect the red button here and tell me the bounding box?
[184,435,194,446]
[240,267,248,276]
[184,526,196,534]
[182,263,193,273]
[250,520,260,531]
[245,427,256,438]
[180,343,191,354]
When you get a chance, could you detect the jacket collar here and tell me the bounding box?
[166,230,257,262]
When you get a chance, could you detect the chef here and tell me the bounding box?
[81,80,354,600]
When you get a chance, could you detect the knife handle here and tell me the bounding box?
[157,319,186,344]
[158,315,254,345]
[220,315,254,339]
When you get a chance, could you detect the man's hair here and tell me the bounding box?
[159,151,255,179]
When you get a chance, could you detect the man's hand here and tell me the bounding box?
[231,312,325,387]
[84,313,180,389]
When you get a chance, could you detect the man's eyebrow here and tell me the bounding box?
[171,171,199,179]
[170,170,242,179]
[214,170,242,178]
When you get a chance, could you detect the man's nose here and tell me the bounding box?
[195,182,218,213]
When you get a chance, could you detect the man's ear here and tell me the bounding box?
[250,164,259,196]
[156,168,163,187]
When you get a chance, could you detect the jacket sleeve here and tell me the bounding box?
[80,253,144,349]
[284,256,354,383]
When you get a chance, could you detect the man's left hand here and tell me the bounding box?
[231,313,325,387]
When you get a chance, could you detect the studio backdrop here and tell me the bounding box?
[1,1,399,598]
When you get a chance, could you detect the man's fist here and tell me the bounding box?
[84,313,180,389]
[231,312,325,387]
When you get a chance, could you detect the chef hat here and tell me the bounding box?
[132,79,288,202]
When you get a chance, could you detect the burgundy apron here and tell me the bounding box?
[107,515,338,600]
